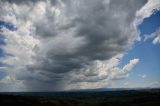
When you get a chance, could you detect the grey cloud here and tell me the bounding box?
[0,0,146,91]
[29,0,145,90]
[11,0,58,5]
[69,58,139,84]
[1,0,43,4]
[31,0,145,71]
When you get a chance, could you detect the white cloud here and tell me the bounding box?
[66,57,139,90]
[122,59,139,72]
[149,81,160,88]
[144,28,160,45]
[138,74,147,78]
[109,59,139,80]
[134,0,160,43]
[136,0,160,25]
[153,36,160,44]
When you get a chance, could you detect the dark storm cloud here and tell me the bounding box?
[0,0,147,91]
[22,0,146,91]
[30,0,145,71]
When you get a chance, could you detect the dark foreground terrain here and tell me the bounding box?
[0,89,160,106]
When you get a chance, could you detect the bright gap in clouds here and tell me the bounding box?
[0,0,159,91]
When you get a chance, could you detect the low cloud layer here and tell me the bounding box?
[0,0,158,91]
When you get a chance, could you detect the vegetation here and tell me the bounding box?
[0,89,160,106]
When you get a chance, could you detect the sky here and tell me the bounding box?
[0,0,160,91]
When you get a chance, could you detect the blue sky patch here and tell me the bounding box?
[118,10,160,85]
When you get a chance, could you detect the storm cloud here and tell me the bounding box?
[0,0,149,91]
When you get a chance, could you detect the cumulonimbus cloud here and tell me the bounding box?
[0,0,157,91]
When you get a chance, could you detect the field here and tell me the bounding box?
[0,89,160,106]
